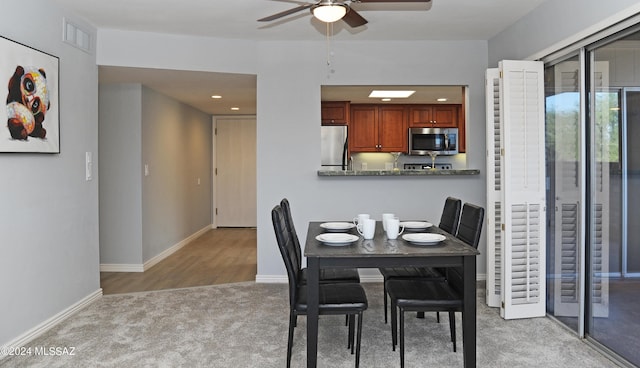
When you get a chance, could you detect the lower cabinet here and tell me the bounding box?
[350,105,407,153]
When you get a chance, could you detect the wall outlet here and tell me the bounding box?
[361,162,368,170]
[144,164,149,176]
[385,162,394,170]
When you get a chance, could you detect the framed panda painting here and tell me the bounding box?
[0,35,59,153]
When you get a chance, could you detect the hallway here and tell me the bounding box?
[100,228,256,294]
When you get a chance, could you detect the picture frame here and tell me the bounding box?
[0,35,60,153]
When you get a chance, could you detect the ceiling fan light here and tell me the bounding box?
[312,4,347,23]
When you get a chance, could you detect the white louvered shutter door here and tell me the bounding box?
[499,60,547,319]
[485,68,502,308]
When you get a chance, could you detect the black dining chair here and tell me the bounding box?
[385,202,484,368]
[281,198,360,285]
[379,197,462,324]
[439,197,462,235]
[272,205,368,368]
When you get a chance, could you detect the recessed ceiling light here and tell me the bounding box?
[211,95,222,99]
[230,107,240,111]
[369,90,415,98]
[381,98,392,102]
[437,98,448,102]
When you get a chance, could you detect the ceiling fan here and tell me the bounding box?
[258,0,431,28]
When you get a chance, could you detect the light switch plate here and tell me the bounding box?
[85,152,92,181]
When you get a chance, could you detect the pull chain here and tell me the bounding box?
[326,22,332,65]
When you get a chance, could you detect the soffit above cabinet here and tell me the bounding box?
[321,85,463,104]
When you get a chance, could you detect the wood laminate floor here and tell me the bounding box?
[100,228,257,295]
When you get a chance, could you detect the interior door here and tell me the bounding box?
[215,118,257,227]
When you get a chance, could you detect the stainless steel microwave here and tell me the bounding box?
[408,127,458,156]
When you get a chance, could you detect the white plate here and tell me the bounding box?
[402,233,446,245]
[320,222,356,231]
[315,233,359,246]
[400,221,433,230]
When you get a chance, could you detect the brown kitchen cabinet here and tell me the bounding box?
[321,101,350,125]
[408,105,459,128]
[350,105,407,153]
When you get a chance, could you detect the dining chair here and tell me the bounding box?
[385,202,484,368]
[378,197,462,324]
[439,197,462,235]
[280,198,360,285]
[272,205,368,368]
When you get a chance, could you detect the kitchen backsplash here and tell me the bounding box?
[351,152,467,170]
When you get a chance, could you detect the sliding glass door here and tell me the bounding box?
[587,32,640,366]
[545,27,640,366]
[545,55,585,334]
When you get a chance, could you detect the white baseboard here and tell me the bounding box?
[0,289,102,357]
[255,275,288,283]
[100,224,212,272]
[100,263,144,272]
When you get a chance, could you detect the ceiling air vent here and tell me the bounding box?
[63,18,91,53]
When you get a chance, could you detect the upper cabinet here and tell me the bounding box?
[408,105,459,128]
[321,101,350,125]
[350,105,407,153]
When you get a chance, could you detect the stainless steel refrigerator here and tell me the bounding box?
[321,125,348,171]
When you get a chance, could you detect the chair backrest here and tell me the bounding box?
[455,203,485,249]
[280,198,302,271]
[439,197,462,235]
[271,204,300,309]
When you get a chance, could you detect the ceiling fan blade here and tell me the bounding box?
[357,0,431,2]
[258,4,313,22]
[342,8,368,27]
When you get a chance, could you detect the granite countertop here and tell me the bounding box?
[317,169,480,176]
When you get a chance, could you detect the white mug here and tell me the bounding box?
[353,214,370,230]
[382,213,395,231]
[357,218,376,240]
[385,218,404,240]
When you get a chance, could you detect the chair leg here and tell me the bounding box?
[348,314,355,353]
[355,312,364,368]
[383,280,388,324]
[400,307,406,368]
[391,299,398,351]
[287,311,296,368]
[437,311,440,323]
[448,311,456,352]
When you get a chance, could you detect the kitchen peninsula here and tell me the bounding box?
[317,168,480,176]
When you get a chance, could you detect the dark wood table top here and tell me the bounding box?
[305,220,479,259]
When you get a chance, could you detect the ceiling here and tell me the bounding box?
[53,0,549,115]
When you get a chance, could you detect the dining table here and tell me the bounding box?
[304,220,480,368]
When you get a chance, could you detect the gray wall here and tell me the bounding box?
[99,84,143,264]
[141,86,212,262]
[99,84,212,265]
[488,0,640,65]
[97,34,489,279]
[0,0,100,345]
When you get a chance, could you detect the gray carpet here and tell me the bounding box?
[0,282,618,368]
